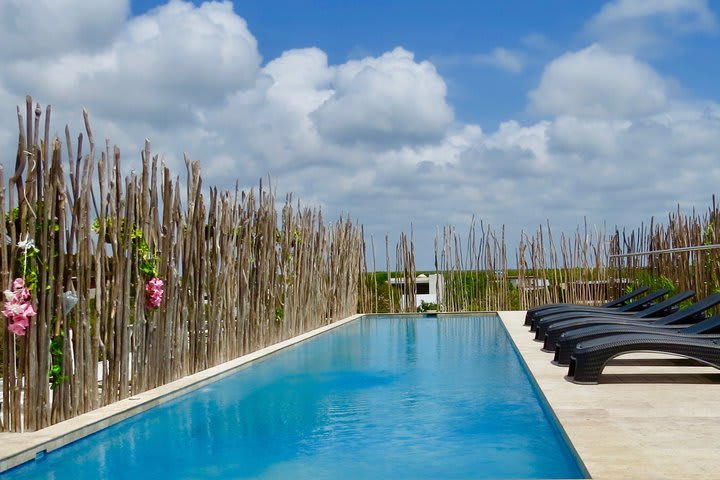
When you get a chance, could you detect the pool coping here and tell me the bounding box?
[0,314,363,473]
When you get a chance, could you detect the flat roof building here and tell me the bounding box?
[389,273,444,310]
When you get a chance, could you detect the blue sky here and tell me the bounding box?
[129,0,719,126]
[127,1,590,127]
[1,0,719,267]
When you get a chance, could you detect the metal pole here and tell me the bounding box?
[609,243,720,259]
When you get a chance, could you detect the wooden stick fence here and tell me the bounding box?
[370,201,720,314]
[434,220,514,312]
[5,98,716,433]
[1,98,366,432]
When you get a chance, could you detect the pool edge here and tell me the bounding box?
[495,311,591,479]
[0,314,364,473]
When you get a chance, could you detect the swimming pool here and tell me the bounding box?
[1,314,587,479]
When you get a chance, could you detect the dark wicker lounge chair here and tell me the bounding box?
[540,292,720,349]
[554,314,720,365]
[535,291,700,345]
[568,332,720,384]
[523,287,649,326]
[526,287,659,329]
[533,291,688,342]
[528,288,669,332]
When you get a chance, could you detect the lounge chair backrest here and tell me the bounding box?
[601,286,650,308]
[655,293,720,325]
[616,288,670,312]
[634,291,695,317]
[683,314,720,334]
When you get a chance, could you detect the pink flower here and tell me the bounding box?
[17,287,30,302]
[8,321,27,336]
[3,301,24,318]
[25,302,36,316]
[4,277,36,336]
[13,315,29,328]
[14,302,36,327]
[145,277,164,310]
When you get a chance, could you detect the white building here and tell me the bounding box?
[389,273,445,310]
[509,276,551,289]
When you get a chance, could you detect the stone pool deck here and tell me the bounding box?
[1,311,719,478]
[499,311,720,480]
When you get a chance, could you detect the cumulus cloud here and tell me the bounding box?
[528,44,668,118]
[0,0,129,60]
[263,48,334,112]
[548,116,630,157]
[0,0,719,267]
[312,48,453,148]
[2,1,261,127]
[193,45,456,177]
[219,48,334,168]
[585,0,717,54]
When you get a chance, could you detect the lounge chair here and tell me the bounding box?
[533,290,688,341]
[539,292,720,350]
[554,314,720,365]
[523,287,649,326]
[528,288,670,332]
[535,290,695,342]
[567,331,720,384]
[526,287,655,328]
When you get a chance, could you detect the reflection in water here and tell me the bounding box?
[1,315,586,480]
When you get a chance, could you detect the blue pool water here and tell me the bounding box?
[2,315,587,479]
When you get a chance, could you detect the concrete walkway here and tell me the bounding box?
[499,311,720,479]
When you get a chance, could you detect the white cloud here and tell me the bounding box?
[190,45,457,178]
[591,0,715,28]
[2,1,261,126]
[471,48,525,73]
[0,1,719,267]
[548,116,630,157]
[263,48,334,111]
[528,44,668,118]
[586,0,717,54]
[312,48,453,147]
[431,47,526,73]
[0,0,129,60]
